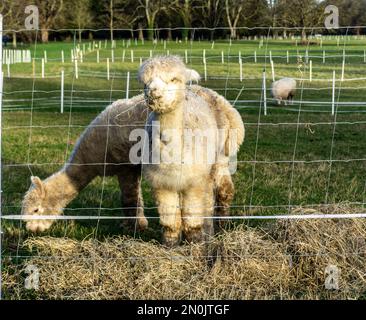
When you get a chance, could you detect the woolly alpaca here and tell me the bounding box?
[271,77,296,105]
[22,96,149,232]
[22,77,243,235]
[139,55,244,246]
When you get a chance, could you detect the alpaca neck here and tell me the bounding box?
[44,170,79,209]
[157,101,184,131]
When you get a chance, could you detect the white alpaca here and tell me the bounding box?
[139,56,244,246]
[271,77,296,105]
[21,70,242,236]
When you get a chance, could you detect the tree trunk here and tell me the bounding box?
[230,28,236,39]
[41,29,49,43]
[12,31,17,48]
[167,23,172,40]
[138,23,144,41]
[301,28,307,41]
[147,21,154,40]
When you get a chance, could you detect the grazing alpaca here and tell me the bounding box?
[22,95,149,232]
[271,77,296,105]
[139,56,244,246]
[22,71,243,235]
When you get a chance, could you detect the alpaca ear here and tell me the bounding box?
[185,69,200,83]
[31,176,46,198]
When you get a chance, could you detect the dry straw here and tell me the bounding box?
[2,203,366,299]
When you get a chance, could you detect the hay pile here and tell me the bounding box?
[2,227,291,300]
[270,204,366,299]
[3,204,366,299]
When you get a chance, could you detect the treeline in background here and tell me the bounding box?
[1,0,366,45]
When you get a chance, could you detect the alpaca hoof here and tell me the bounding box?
[25,219,53,233]
[184,228,204,243]
[137,216,149,231]
[162,235,180,248]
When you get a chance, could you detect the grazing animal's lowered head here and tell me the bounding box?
[138,55,200,114]
[21,173,78,232]
[271,77,296,105]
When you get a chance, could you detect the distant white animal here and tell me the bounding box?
[271,77,296,105]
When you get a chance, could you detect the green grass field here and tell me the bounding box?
[2,37,366,299]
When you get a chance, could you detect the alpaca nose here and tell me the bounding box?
[149,88,161,99]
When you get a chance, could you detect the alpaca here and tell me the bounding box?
[22,71,243,235]
[22,95,149,232]
[139,55,244,246]
[271,77,296,105]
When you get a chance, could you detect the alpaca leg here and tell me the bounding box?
[118,170,148,231]
[182,183,214,243]
[155,189,182,247]
[214,173,234,232]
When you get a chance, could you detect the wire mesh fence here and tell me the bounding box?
[1,25,366,299]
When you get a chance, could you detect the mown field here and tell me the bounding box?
[2,37,366,299]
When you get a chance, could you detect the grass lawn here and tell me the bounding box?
[1,37,366,299]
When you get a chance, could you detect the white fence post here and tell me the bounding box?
[60,70,64,113]
[74,59,78,79]
[61,50,64,63]
[41,58,45,78]
[239,59,243,82]
[221,51,224,64]
[185,49,188,64]
[126,71,130,99]
[270,59,275,82]
[332,70,336,116]
[341,59,345,81]
[0,13,3,300]
[309,60,312,82]
[204,61,207,81]
[107,58,110,80]
[263,71,267,116]
[286,50,289,64]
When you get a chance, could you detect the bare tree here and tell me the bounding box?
[137,0,167,40]
[0,0,23,47]
[65,0,94,42]
[195,0,223,40]
[171,0,193,39]
[225,0,245,39]
[101,0,141,43]
[275,0,324,40]
[29,0,64,43]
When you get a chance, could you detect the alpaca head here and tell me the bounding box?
[138,55,200,113]
[21,176,62,232]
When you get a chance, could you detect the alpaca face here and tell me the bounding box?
[21,177,60,232]
[138,56,192,114]
[143,75,186,113]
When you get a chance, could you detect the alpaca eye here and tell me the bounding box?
[171,78,179,83]
[34,208,39,213]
